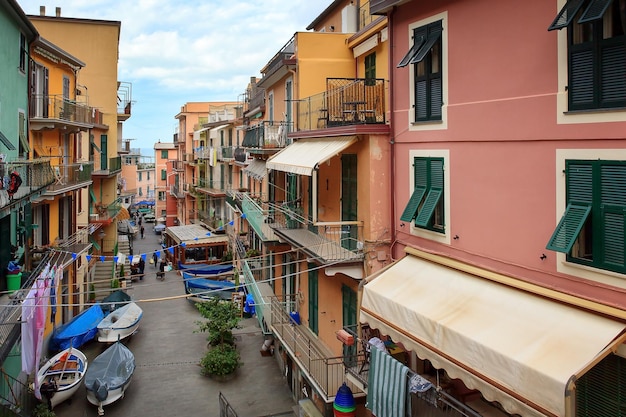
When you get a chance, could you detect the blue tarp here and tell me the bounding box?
[177,262,234,275]
[50,303,104,352]
[134,200,154,206]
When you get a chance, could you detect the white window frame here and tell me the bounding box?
[408,11,449,132]
[555,148,626,289]
[407,149,451,245]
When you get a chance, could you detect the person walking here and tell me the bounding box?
[138,257,145,280]
[152,251,158,268]
[140,225,145,239]
[157,258,166,280]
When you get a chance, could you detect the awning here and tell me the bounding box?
[115,206,131,220]
[361,249,626,417]
[210,124,229,140]
[193,127,210,142]
[266,136,357,176]
[243,159,267,181]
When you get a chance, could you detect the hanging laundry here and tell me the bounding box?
[7,171,22,198]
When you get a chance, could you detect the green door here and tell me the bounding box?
[342,285,357,366]
[100,134,108,170]
[308,264,318,335]
[341,154,357,250]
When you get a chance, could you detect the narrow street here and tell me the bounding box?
[55,229,296,417]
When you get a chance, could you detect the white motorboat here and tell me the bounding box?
[85,341,135,415]
[36,347,88,409]
[97,302,143,343]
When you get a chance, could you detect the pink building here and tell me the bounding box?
[359,1,626,416]
[154,142,177,226]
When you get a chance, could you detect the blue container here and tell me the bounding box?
[334,383,356,409]
[289,311,301,325]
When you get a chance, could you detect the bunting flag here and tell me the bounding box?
[181,243,186,247]
[114,256,119,264]
[141,253,147,261]
[241,213,247,219]
[228,220,235,226]
[206,232,212,236]
[86,255,92,262]
[128,255,134,264]
[71,253,77,260]
[100,256,105,262]
[168,247,174,254]
[194,237,199,240]
[156,250,161,257]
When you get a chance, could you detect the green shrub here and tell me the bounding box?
[200,344,241,377]
[33,403,56,417]
[195,299,240,346]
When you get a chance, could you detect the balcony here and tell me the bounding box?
[29,95,98,131]
[172,160,184,171]
[0,159,54,210]
[90,198,123,225]
[44,162,93,195]
[270,296,364,402]
[270,203,364,264]
[92,156,122,177]
[242,121,292,152]
[257,37,295,89]
[117,81,132,121]
[194,179,230,197]
[241,194,279,242]
[296,78,385,132]
[170,185,186,199]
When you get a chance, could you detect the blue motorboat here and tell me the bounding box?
[50,303,104,352]
[177,262,234,275]
[182,271,237,302]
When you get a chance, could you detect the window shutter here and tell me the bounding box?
[600,164,626,268]
[546,203,591,252]
[576,351,626,416]
[601,211,625,267]
[414,189,442,227]
[600,44,626,108]
[567,162,593,204]
[430,77,443,119]
[400,187,426,222]
[569,49,595,109]
[600,164,626,207]
[548,0,586,30]
[415,80,427,120]
[577,0,613,23]
[409,27,442,65]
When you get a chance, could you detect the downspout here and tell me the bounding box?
[357,6,397,342]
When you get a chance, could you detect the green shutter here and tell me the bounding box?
[400,187,426,222]
[576,354,626,416]
[577,0,612,24]
[548,0,586,31]
[89,188,97,203]
[414,189,442,227]
[161,169,166,180]
[600,44,626,108]
[546,203,591,252]
[602,210,625,267]
[308,265,318,335]
[567,162,593,204]
[569,49,595,110]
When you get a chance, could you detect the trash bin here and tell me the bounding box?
[289,311,301,325]
[7,272,22,294]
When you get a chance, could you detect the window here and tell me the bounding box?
[399,20,443,122]
[268,91,274,123]
[158,191,166,201]
[400,156,445,233]
[365,53,376,84]
[161,150,168,159]
[19,33,27,73]
[547,159,626,274]
[138,187,143,196]
[138,172,142,181]
[549,0,626,110]
[18,111,28,155]
[161,169,166,180]
[147,171,150,180]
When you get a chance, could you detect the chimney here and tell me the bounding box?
[55,7,61,17]
[39,6,45,16]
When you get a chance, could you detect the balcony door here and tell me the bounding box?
[342,285,357,366]
[341,154,357,250]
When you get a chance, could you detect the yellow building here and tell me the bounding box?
[29,7,132,315]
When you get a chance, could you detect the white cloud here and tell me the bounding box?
[19,0,328,148]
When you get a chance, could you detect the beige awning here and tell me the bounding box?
[361,251,626,417]
[193,127,210,142]
[266,136,357,176]
[164,224,230,246]
[243,159,267,181]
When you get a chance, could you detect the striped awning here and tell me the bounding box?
[266,136,357,176]
[243,159,267,181]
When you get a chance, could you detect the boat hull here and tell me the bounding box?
[97,302,143,343]
[86,375,133,408]
[36,348,88,409]
[183,272,237,302]
[50,304,104,352]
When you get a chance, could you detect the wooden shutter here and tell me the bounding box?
[569,48,595,110]
[578,0,613,23]
[546,203,591,252]
[548,0,586,31]
[567,162,593,204]
[414,189,442,227]
[600,164,626,268]
[576,354,626,416]
[400,187,426,222]
[600,44,626,108]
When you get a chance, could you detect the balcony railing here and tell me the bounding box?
[46,162,93,193]
[29,94,98,125]
[248,89,266,113]
[241,194,278,242]
[297,78,385,131]
[270,296,363,402]
[93,156,121,175]
[170,185,185,199]
[117,81,132,120]
[269,202,364,264]
[0,159,54,209]
[172,160,184,171]
[260,36,295,82]
[241,121,292,150]
[91,197,123,223]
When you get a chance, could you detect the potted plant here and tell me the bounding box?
[32,403,56,417]
[89,283,96,302]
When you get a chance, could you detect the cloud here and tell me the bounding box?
[20,0,328,148]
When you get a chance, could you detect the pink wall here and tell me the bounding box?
[390,0,626,306]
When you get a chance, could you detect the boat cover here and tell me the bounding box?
[50,304,104,352]
[101,290,132,314]
[177,262,234,275]
[85,341,135,402]
[183,272,237,300]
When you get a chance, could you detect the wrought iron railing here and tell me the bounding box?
[47,162,93,192]
[296,78,385,131]
[270,296,362,401]
[29,94,97,124]
[241,121,292,149]
[0,159,54,209]
[260,36,295,81]
[117,81,132,117]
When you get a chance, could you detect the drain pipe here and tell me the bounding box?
[388,7,398,258]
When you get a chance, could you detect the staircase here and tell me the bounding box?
[92,259,116,300]
[117,235,135,282]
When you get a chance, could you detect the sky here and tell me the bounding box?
[19,0,328,150]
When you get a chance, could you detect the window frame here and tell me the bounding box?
[19,33,27,73]
[553,150,626,288]
[402,150,450,244]
[161,150,168,159]
[406,12,448,131]
[551,0,626,114]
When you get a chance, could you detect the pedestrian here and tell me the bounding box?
[138,257,145,280]
[152,251,158,267]
[157,258,166,280]
[140,225,145,239]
